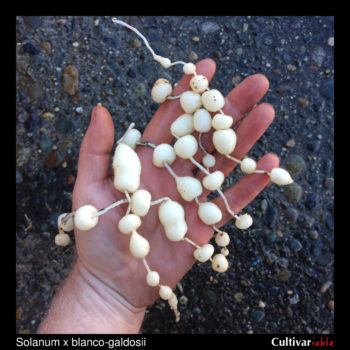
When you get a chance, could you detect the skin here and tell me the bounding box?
[37,58,279,334]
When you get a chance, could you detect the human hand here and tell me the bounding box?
[72,58,279,315]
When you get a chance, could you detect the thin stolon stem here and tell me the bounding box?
[91,199,129,217]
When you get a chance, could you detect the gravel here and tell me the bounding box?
[16,16,334,334]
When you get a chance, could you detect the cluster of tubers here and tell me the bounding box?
[54,19,293,322]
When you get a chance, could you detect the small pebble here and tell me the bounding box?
[264,204,278,228]
[285,138,295,147]
[234,292,243,303]
[284,154,305,175]
[62,65,79,95]
[327,37,334,47]
[290,239,303,253]
[305,192,319,210]
[251,310,265,322]
[75,107,83,114]
[23,42,40,55]
[41,112,54,119]
[277,269,292,281]
[287,64,296,71]
[320,280,332,294]
[308,229,319,240]
[297,97,309,108]
[192,36,200,42]
[327,300,334,310]
[41,42,51,51]
[189,51,198,61]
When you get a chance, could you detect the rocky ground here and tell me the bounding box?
[16,16,334,334]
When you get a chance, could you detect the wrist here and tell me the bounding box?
[37,260,146,334]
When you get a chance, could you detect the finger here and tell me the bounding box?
[142,58,216,145]
[211,152,280,226]
[76,105,115,184]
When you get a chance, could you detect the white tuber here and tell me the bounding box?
[158,200,185,226]
[54,233,70,246]
[193,108,212,133]
[202,171,225,191]
[151,78,172,103]
[183,62,196,75]
[130,189,152,217]
[74,205,99,231]
[120,128,142,149]
[146,270,160,287]
[240,157,257,174]
[170,113,194,138]
[118,214,141,234]
[212,113,233,130]
[176,176,203,201]
[190,74,209,93]
[198,202,222,225]
[202,153,216,168]
[174,134,198,159]
[211,253,229,273]
[164,220,188,241]
[193,244,214,262]
[159,285,173,300]
[235,213,253,229]
[113,143,141,193]
[201,89,225,112]
[269,168,294,186]
[129,231,150,258]
[212,129,237,155]
[153,144,176,167]
[215,231,230,247]
[58,213,74,232]
[180,91,202,113]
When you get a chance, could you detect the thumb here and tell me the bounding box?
[76,105,115,184]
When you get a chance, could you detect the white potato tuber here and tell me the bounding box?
[151,78,172,103]
[202,153,216,168]
[146,270,160,287]
[212,129,237,155]
[129,231,150,258]
[120,128,141,149]
[58,213,74,232]
[158,200,185,226]
[212,113,233,130]
[164,219,188,241]
[197,202,222,225]
[159,285,173,300]
[269,168,294,186]
[190,74,209,93]
[193,244,214,262]
[235,213,253,229]
[170,113,194,138]
[174,135,198,159]
[201,89,225,112]
[113,143,141,193]
[215,231,230,247]
[130,189,152,217]
[54,233,70,246]
[193,108,212,133]
[240,157,257,174]
[153,143,176,167]
[211,253,229,273]
[202,171,225,191]
[118,214,141,234]
[74,205,99,231]
[176,176,203,201]
[180,91,202,113]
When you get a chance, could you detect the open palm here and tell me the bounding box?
[72,58,279,310]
